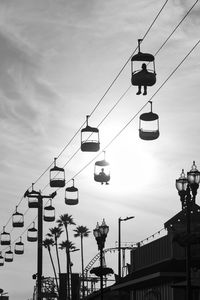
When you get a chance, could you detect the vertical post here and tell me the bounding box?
[37,194,43,300]
[67,249,70,300]
[100,247,103,300]
[186,188,191,300]
[122,249,125,277]
[118,218,121,279]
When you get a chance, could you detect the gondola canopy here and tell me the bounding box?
[27,222,37,242]
[12,206,24,228]
[139,101,159,140]
[50,158,65,188]
[81,115,100,152]
[94,151,110,185]
[0,252,4,266]
[15,237,24,255]
[5,247,13,262]
[0,227,11,246]
[44,199,55,222]
[25,183,40,208]
[131,39,156,94]
[65,179,79,205]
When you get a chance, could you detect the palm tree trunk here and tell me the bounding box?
[67,249,71,300]
[55,237,61,274]
[81,235,85,299]
[48,246,59,292]
[64,225,71,300]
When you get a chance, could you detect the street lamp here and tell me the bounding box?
[118,216,134,279]
[93,219,109,300]
[175,161,200,300]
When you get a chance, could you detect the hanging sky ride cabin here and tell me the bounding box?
[65,179,79,205]
[139,101,159,140]
[50,158,65,188]
[12,206,24,228]
[0,227,11,246]
[81,115,100,152]
[27,223,37,242]
[5,247,13,262]
[44,199,55,222]
[94,151,110,185]
[14,237,24,255]
[26,183,40,208]
[0,253,4,266]
[131,39,156,88]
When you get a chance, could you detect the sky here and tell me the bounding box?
[0,0,200,299]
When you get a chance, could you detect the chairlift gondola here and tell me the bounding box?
[27,222,37,242]
[0,252,4,266]
[44,199,55,222]
[50,158,65,188]
[131,39,156,95]
[12,206,24,228]
[94,151,110,185]
[0,227,11,246]
[5,247,13,262]
[139,101,159,140]
[65,179,79,205]
[81,115,100,152]
[25,183,40,208]
[14,237,24,255]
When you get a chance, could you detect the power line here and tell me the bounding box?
[4,38,198,254]
[17,0,170,195]
[0,1,198,260]
[71,39,200,180]
[40,0,199,188]
[1,0,170,233]
[14,0,198,211]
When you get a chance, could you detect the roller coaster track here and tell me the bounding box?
[84,246,133,276]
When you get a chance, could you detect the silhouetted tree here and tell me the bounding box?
[47,226,63,275]
[57,214,76,299]
[74,225,90,299]
[43,237,59,292]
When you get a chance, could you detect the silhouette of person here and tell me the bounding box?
[99,168,109,185]
[136,63,148,96]
[99,168,105,176]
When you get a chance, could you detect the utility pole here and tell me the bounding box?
[24,187,56,300]
[118,216,134,279]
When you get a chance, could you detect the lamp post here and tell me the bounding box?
[118,216,134,279]
[24,187,57,300]
[175,161,200,300]
[93,219,109,300]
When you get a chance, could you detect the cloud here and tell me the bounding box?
[174,0,200,25]
[0,28,61,139]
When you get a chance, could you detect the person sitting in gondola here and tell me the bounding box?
[136,63,148,96]
[99,168,109,185]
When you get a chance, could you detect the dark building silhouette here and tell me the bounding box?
[87,204,200,300]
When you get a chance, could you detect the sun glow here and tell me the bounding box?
[105,137,159,193]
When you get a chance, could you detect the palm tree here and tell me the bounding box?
[59,240,77,270]
[43,237,59,292]
[74,225,90,299]
[57,215,76,299]
[47,226,63,275]
[59,240,77,300]
[57,214,76,241]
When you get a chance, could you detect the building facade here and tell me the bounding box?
[111,203,200,300]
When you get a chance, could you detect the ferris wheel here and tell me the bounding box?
[84,246,134,278]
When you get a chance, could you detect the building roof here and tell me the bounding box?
[164,203,200,230]
[111,259,186,291]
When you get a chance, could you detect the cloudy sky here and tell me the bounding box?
[0,0,199,299]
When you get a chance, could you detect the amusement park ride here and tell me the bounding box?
[0,38,158,299]
[82,243,135,295]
